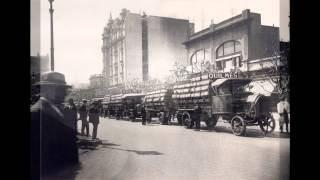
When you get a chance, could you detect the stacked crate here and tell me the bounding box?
[172,74,212,112]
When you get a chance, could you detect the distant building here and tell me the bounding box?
[89,74,106,98]
[30,54,50,104]
[101,9,193,94]
[30,54,50,83]
[183,9,279,74]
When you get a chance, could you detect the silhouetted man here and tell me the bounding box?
[31,71,79,178]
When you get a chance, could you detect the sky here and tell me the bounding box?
[31,0,287,86]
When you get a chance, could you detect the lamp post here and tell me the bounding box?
[49,0,55,71]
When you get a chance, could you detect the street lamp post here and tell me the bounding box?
[49,0,55,71]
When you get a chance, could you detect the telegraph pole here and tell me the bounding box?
[49,0,55,71]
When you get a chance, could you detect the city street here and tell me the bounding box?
[49,117,290,180]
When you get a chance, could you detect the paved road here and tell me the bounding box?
[49,117,290,180]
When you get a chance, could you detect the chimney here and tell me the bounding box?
[242,9,250,19]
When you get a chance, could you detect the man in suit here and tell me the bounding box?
[30,71,79,178]
[79,99,89,136]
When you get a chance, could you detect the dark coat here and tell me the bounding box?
[79,104,88,120]
[88,106,100,124]
[63,104,78,129]
[31,98,78,176]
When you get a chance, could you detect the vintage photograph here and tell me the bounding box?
[31,0,290,179]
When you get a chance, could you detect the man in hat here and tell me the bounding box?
[193,102,202,130]
[88,100,100,140]
[79,99,89,136]
[30,71,79,178]
[277,96,290,133]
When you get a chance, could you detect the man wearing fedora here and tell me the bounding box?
[30,71,79,178]
[88,100,100,140]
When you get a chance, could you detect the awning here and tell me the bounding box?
[211,79,229,87]
[246,80,276,96]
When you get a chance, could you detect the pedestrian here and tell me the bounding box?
[79,99,89,136]
[89,101,100,140]
[62,98,79,164]
[141,104,147,125]
[277,96,290,133]
[30,71,79,178]
[64,98,79,134]
[193,103,202,130]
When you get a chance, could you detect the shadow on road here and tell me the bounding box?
[104,146,164,155]
[99,141,163,155]
[194,126,290,139]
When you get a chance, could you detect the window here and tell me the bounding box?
[216,40,241,58]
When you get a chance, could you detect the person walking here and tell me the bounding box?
[30,71,79,178]
[79,99,89,136]
[89,101,100,140]
[277,96,290,133]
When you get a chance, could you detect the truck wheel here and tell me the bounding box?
[231,115,246,136]
[183,112,193,128]
[259,113,276,134]
[206,115,218,129]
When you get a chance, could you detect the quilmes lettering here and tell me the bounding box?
[208,72,238,79]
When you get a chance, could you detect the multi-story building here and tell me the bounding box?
[30,54,50,83]
[89,74,106,98]
[101,9,193,94]
[183,9,279,74]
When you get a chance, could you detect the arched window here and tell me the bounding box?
[190,49,210,72]
[216,40,241,58]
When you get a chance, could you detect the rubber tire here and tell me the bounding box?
[259,113,276,134]
[231,115,246,136]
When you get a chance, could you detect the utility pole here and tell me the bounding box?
[49,0,55,71]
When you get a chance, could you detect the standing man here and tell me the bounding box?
[30,71,78,178]
[277,96,290,133]
[141,104,147,125]
[64,98,79,134]
[79,99,89,136]
[193,103,202,130]
[89,101,100,140]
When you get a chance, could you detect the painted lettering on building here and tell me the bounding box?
[208,72,238,79]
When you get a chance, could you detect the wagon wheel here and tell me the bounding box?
[231,115,246,136]
[259,113,276,134]
[205,115,218,129]
[182,112,193,129]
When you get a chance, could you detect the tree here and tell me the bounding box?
[258,40,290,98]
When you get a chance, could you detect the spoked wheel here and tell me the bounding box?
[231,115,246,136]
[259,113,276,134]
[205,115,218,129]
[182,112,193,129]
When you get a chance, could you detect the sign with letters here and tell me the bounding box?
[208,72,238,79]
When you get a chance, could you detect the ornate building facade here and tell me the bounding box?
[101,9,193,94]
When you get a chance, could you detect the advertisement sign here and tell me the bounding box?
[208,72,238,79]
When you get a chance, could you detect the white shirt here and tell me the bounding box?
[277,101,290,114]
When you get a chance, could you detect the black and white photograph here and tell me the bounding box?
[30,0,290,179]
